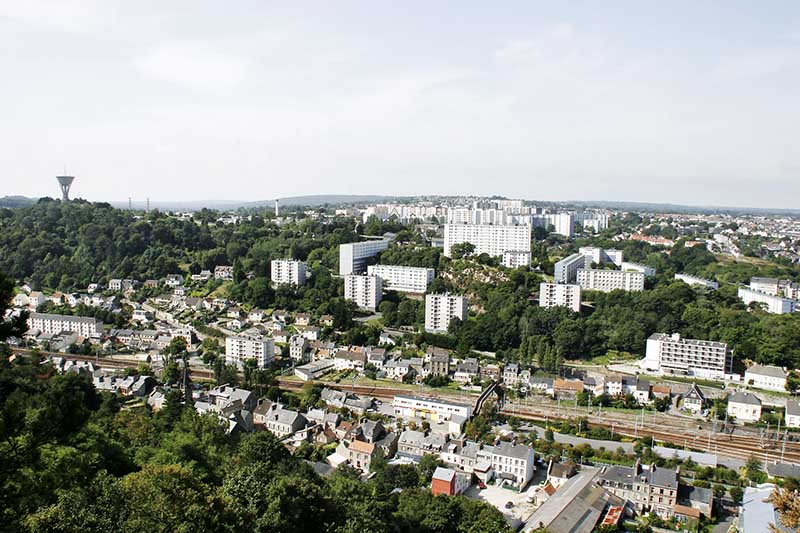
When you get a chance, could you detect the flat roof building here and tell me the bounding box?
[367,264,435,294]
[643,333,730,380]
[339,239,390,276]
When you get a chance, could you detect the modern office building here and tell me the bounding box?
[270,259,308,286]
[443,223,531,265]
[539,283,581,312]
[738,287,797,314]
[225,334,275,368]
[577,269,645,292]
[28,312,103,337]
[554,253,587,284]
[643,333,730,379]
[367,264,435,293]
[344,274,382,310]
[674,273,719,290]
[425,293,468,333]
[338,239,390,275]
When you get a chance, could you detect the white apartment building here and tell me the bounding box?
[344,274,382,311]
[750,277,800,299]
[367,264,435,294]
[738,287,797,314]
[338,240,390,275]
[28,312,103,337]
[643,333,730,379]
[577,269,645,292]
[744,364,787,392]
[225,334,275,368]
[621,261,656,277]
[443,223,531,265]
[425,293,468,333]
[579,247,623,266]
[535,213,574,237]
[393,395,472,422]
[502,250,531,269]
[490,441,536,489]
[554,253,587,284]
[270,259,308,286]
[674,273,719,290]
[539,283,581,312]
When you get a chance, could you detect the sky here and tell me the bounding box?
[1,1,799,208]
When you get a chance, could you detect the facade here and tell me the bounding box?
[429,353,450,377]
[343,274,382,310]
[744,364,787,392]
[643,333,730,379]
[750,277,800,299]
[489,441,536,488]
[554,253,586,284]
[786,400,800,428]
[431,467,470,496]
[443,223,531,264]
[502,250,531,268]
[294,359,335,381]
[425,293,468,333]
[738,286,797,314]
[338,240,390,276]
[539,282,581,312]
[682,383,706,412]
[28,312,102,337]
[270,259,308,286]
[598,462,679,518]
[392,395,472,423]
[367,264,435,293]
[577,269,645,292]
[674,273,719,290]
[225,334,275,368]
[261,405,307,438]
[289,335,309,363]
[726,391,762,423]
[579,246,623,266]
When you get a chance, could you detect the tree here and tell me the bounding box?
[450,242,476,260]
[729,486,744,504]
[0,271,28,341]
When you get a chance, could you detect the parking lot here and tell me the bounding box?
[464,483,535,526]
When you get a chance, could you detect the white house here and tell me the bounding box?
[744,364,787,392]
[785,400,800,429]
[727,391,762,423]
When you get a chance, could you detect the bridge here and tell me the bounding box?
[472,380,504,418]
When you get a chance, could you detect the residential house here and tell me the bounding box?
[384,359,413,381]
[503,363,520,387]
[727,391,762,423]
[333,350,367,371]
[453,358,479,383]
[320,314,334,327]
[547,460,577,489]
[598,461,679,518]
[744,364,788,392]
[431,467,471,496]
[490,441,536,489]
[786,400,800,428]
[683,383,706,413]
[260,404,307,438]
[301,326,320,341]
[295,313,311,326]
[554,379,583,398]
[397,429,448,459]
[273,330,290,343]
[290,335,309,363]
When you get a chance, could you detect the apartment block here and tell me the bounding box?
[554,253,587,284]
[579,246,623,266]
[674,273,718,290]
[539,283,581,312]
[750,277,800,299]
[643,333,730,379]
[338,239,390,276]
[392,395,473,422]
[425,293,468,333]
[28,312,103,337]
[443,223,531,264]
[367,264,435,293]
[738,287,797,314]
[225,334,275,368]
[577,269,645,292]
[344,274,382,310]
[270,259,308,286]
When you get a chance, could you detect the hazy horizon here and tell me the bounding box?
[2,1,799,208]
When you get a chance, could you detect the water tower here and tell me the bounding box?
[56,175,75,201]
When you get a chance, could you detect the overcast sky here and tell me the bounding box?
[2,1,799,208]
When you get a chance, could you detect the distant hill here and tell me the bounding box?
[0,196,37,208]
[571,199,800,216]
[113,194,402,211]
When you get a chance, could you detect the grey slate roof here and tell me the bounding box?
[729,391,762,406]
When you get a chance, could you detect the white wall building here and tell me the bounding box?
[539,283,581,312]
[367,264,435,294]
[577,269,645,292]
[502,250,531,269]
[225,334,275,368]
[579,247,623,266]
[28,312,102,337]
[643,333,730,380]
[554,253,586,284]
[744,364,787,392]
[786,401,800,429]
[425,293,468,333]
[738,287,797,314]
[621,261,656,277]
[727,391,762,423]
[344,274,382,311]
[271,259,308,286]
[339,240,390,276]
[443,223,531,265]
[674,274,719,290]
[393,395,472,421]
